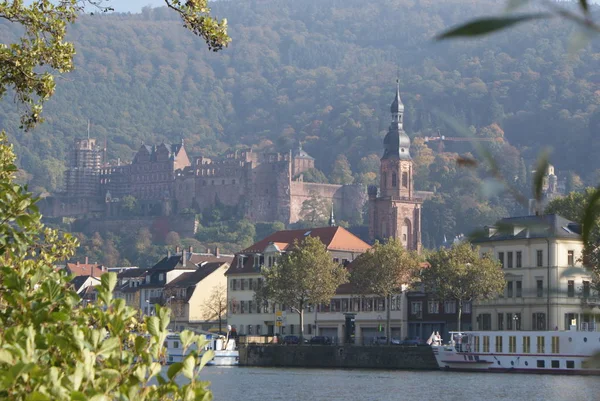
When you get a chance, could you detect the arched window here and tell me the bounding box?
[402,172,408,188]
[392,172,397,187]
[382,172,387,187]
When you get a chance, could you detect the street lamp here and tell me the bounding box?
[513,314,519,331]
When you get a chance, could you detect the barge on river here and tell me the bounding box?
[432,329,600,374]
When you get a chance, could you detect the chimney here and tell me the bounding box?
[189,246,193,253]
[182,248,186,267]
[214,247,220,258]
[167,250,171,258]
[85,256,88,265]
[76,261,80,266]
[206,248,211,254]
[175,246,180,254]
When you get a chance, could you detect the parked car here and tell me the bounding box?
[309,336,332,345]
[371,336,401,345]
[282,335,300,345]
[399,338,429,346]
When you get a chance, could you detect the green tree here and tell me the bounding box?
[296,168,329,183]
[121,195,140,215]
[256,236,348,342]
[165,230,182,247]
[330,155,354,185]
[0,0,229,129]
[0,134,215,399]
[350,239,420,344]
[421,242,505,332]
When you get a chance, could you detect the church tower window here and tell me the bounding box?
[402,172,408,188]
[392,173,397,187]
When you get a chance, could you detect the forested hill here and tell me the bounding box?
[1,0,599,245]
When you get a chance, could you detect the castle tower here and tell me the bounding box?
[368,82,422,251]
[65,138,103,197]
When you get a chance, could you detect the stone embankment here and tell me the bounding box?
[238,344,439,370]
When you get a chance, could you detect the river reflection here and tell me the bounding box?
[185,366,600,401]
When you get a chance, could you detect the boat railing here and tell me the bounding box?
[580,322,599,332]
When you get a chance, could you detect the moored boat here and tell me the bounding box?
[432,329,600,374]
[166,330,239,366]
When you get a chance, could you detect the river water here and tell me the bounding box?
[194,366,600,401]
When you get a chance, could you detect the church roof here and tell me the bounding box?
[472,214,581,243]
[382,83,411,161]
[293,144,314,160]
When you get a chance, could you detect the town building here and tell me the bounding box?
[472,214,594,332]
[368,82,423,250]
[226,225,410,342]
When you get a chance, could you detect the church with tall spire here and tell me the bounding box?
[368,82,422,251]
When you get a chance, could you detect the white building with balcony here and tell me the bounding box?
[472,214,594,332]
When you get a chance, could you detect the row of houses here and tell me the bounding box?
[66,214,597,343]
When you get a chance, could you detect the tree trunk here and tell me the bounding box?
[218,314,222,334]
[457,299,463,333]
[299,302,304,345]
[386,294,392,345]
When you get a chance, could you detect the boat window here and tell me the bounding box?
[567,361,575,369]
[495,336,503,353]
[483,336,490,353]
[522,336,530,353]
[537,336,545,353]
[551,336,559,353]
[509,336,516,353]
[473,336,480,353]
[551,360,560,368]
[174,341,179,349]
[537,360,545,368]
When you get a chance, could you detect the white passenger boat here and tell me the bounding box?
[432,329,600,374]
[166,330,239,366]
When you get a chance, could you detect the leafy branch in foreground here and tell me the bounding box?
[0,133,214,400]
[436,0,599,46]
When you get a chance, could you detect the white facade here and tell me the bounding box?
[473,216,594,332]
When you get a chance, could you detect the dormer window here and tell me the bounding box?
[254,255,260,268]
[159,273,164,282]
[145,276,150,284]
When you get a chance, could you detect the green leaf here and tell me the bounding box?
[532,150,550,203]
[147,316,160,337]
[436,14,551,40]
[101,272,117,293]
[0,349,14,365]
[100,369,120,381]
[182,354,196,379]
[98,337,120,357]
[167,362,183,380]
[180,330,195,349]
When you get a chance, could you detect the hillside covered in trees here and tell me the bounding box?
[1,0,598,260]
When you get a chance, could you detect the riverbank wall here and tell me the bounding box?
[238,345,439,370]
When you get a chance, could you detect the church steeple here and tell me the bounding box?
[328,203,336,227]
[382,80,411,161]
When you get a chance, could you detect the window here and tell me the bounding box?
[232,279,238,290]
[583,281,591,298]
[551,360,560,368]
[523,336,531,353]
[145,276,150,284]
[480,313,492,330]
[516,251,522,268]
[537,360,545,368]
[537,336,545,353]
[537,250,543,267]
[248,325,253,335]
[534,313,546,330]
[428,301,440,314]
[568,250,574,266]
[382,172,387,186]
[498,313,504,331]
[498,252,505,268]
[237,256,244,268]
[507,252,513,268]
[290,324,294,334]
[248,300,254,314]
[411,302,422,318]
[514,313,521,330]
[507,281,514,298]
[392,172,397,187]
[444,300,456,314]
[507,313,513,330]
[516,281,522,298]
[241,279,246,291]
[483,336,490,353]
[568,280,575,297]
[509,336,516,353]
[173,341,179,349]
[256,325,261,335]
[249,278,254,290]
[537,280,543,298]
[473,336,480,353]
[567,361,575,369]
[240,301,246,314]
[463,301,472,314]
[495,336,503,353]
[552,336,560,353]
[402,172,408,187]
[159,273,164,281]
